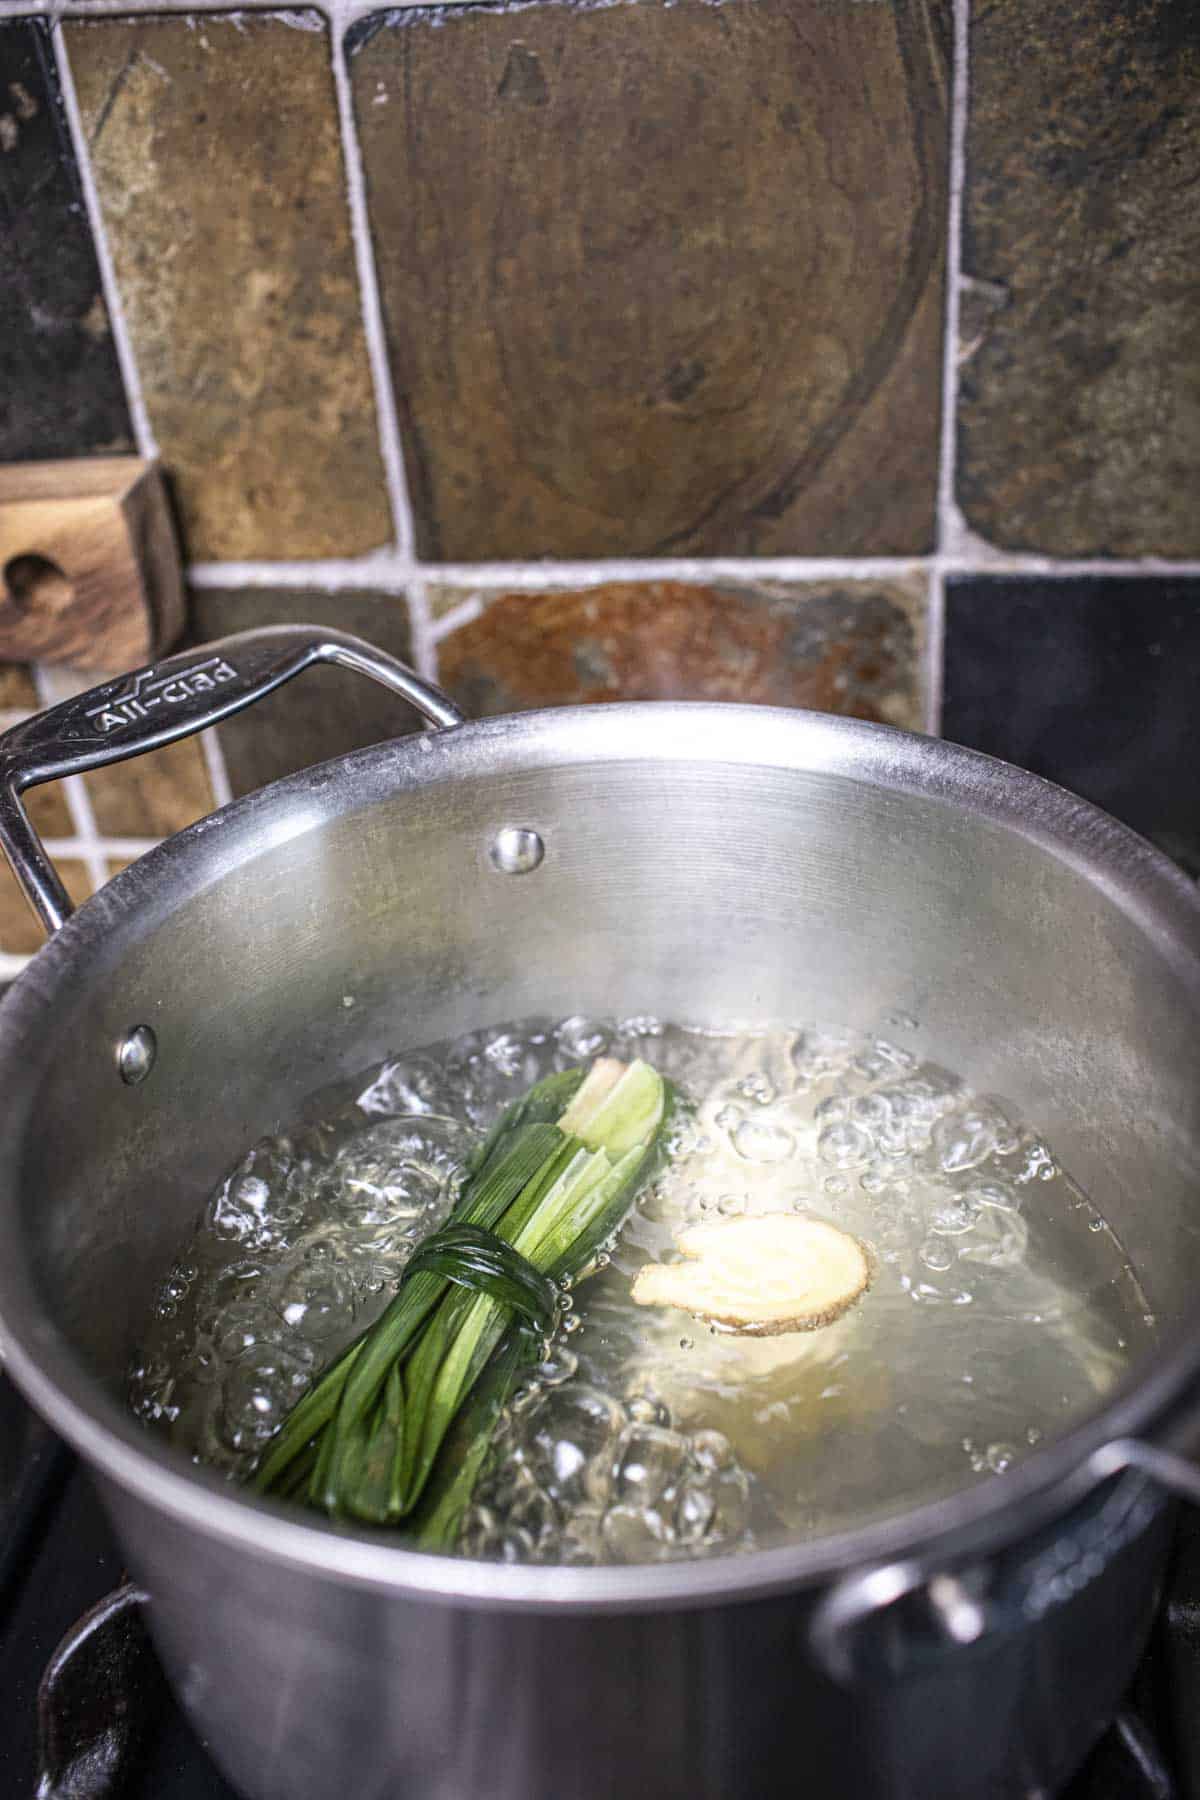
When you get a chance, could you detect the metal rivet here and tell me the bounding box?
[489,826,545,875]
[118,1024,157,1086]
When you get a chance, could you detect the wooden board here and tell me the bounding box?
[0,457,184,671]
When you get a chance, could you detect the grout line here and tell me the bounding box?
[59,781,108,892]
[405,578,439,682]
[54,21,159,462]
[934,0,972,563]
[188,556,933,589]
[187,558,414,591]
[923,566,946,736]
[416,558,932,588]
[200,729,235,810]
[30,836,162,860]
[938,557,1200,579]
[30,669,109,894]
[38,1,468,15]
[429,593,485,642]
[329,0,418,563]
[187,552,1200,591]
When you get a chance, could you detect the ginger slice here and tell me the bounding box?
[631,1214,870,1337]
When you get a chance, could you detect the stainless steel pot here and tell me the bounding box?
[3,625,1200,1800]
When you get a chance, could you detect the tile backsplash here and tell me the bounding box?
[1,0,1196,971]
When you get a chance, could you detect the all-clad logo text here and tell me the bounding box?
[86,657,238,735]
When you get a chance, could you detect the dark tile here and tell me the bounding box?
[188,588,419,795]
[66,13,391,561]
[958,1,1200,556]
[435,579,926,727]
[0,855,91,956]
[0,19,132,461]
[944,577,1200,875]
[351,0,948,561]
[85,736,214,839]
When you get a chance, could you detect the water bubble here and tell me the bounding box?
[732,1120,795,1164]
[612,1424,690,1507]
[526,1385,626,1508]
[920,1236,955,1272]
[986,1442,1017,1474]
[814,1095,848,1126]
[1088,1217,1104,1232]
[274,1261,353,1341]
[817,1122,872,1169]
[933,1110,997,1174]
[691,1429,734,1472]
[714,1104,743,1134]
[601,1503,670,1562]
[960,1206,1029,1269]
[823,1174,849,1197]
[710,1466,752,1538]
[675,1481,716,1544]
[1009,1139,1058,1185]
[221,1347,310,1452]
[735,1073,776,1106]
[356,1055,450,1118]
[555,1015,613,1061]
[852,1093,891,1129]
[627,1394,670,1428]
[536,1349,579,1387]
[718,1192,746,1217]
[929,1195,982,1236]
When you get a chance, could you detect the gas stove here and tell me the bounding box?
[0,1369,1194,1800]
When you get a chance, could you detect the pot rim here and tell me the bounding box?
[2,700,1199,1612]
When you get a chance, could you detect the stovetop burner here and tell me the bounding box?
[1,1374,1193,1800]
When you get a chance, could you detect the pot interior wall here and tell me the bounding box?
[9,725,1200,1408]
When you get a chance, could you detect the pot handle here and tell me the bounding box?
[809,1436,1200,1683]
[0,624,464,936]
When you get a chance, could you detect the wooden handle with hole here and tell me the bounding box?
[0,458,184,672]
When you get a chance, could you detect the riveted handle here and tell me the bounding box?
[0,625,464,937]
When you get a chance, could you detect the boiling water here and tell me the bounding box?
[132,1016,1155,1564]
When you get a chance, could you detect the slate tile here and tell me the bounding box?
[0,855,91,956]
[65,12,391,561]
[188,588,419,795]
[85,735,215,839]
[958,0,1200,555]
[351,0,949,560]
[0,665,37,712]
[434,579,926,728]
[0,19,132,461]
[944,576,1200,876]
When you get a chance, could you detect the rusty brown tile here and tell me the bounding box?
[0,855,90,956]
[434,580,925,729]
[0,664,37,710]
[958,0,1200,555]
[23,778,73,841]
[188,587,418,796]
[84,735,215,839]
[66,12,391,560]
[351,0,949,560]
